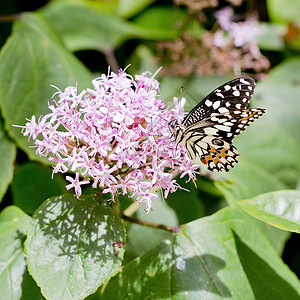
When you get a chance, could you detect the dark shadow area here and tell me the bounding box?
[233,231,299,299]
[282,233,300,279]
[20,268,44,300]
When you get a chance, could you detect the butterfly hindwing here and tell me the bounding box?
[182,77,255,127]
[183,134,239,172]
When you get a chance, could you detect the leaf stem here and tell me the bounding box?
[120,212,181,233]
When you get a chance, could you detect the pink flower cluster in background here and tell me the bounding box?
[155,5,270,78]
[21,69,199,213]
[214,6,261,50]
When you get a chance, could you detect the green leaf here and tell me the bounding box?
[25,194,126,300]
[127,45,158,76]
[0,120,16,202]
[131,6,185,40]
[214,124,290,204]
[102,207,300,299]
[237,190,300,233]
[267,0,300,25]
[0,206,31,299]
[215,124,295,254]
[165,176,205,224]
[41,3,150,52]
[257,223,289,255]
[234,125,300,187]
[117,0,156,18]
[256,22,286,50]
[216,156,287,204]
[11,162,67,215]
[264,56,300,86]
[0,13,93,160]
[256,60,300,145]
[125,195,176,261]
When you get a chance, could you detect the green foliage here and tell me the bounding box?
[125,196,174,262]
[267,0,300,49]
[102,207,300,299]
[117,0,156,18]
[0,13,93,160]
[0,120,16,201]
[0,1,300,299]
[0,206,32,299]
[267,0,300,25]
[256,22,286,51]
[41,3,147,52]
[238,190,300,233]
[25,194,126,300]
[11,162,67,215]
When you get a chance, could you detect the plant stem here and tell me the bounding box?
[103,48,119,73]
[120,212,181,233]
[113,193,121,215]
[123,201,140,216]
[0,14,20,22]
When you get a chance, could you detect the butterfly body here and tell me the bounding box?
[170,77,265,172]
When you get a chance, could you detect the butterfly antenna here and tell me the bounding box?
[156,123,169,133]
[150,114,169,125]
[155,114,169,123]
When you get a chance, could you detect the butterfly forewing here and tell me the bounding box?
[170,77,265,172]
[184,108,266,143]
[182,77,255,127]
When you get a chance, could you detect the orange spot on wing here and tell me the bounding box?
[219,148,228,158]
[205,147,228,165]
[240,113,254,121]
[201,157,207,164]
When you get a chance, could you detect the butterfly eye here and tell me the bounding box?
[212,138,224,146]
[169,120,177,129]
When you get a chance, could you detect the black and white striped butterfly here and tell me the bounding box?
[169,77,265,172]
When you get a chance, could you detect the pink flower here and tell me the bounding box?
[215,6,261,48]
[66,173,90,197]
[19,68,199,213]
[215,7,234,31]
[230,21,260,47]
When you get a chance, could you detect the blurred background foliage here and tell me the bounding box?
[0,0,299,285]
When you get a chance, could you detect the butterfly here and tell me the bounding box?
[169,77,265,172]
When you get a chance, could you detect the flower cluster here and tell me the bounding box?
[214,7,260,47]
[155,5,270,78]
[174,0,218,13]
[20,69,199,213]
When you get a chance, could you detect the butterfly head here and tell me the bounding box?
[168,119,179,130]
[168,119,186,144]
